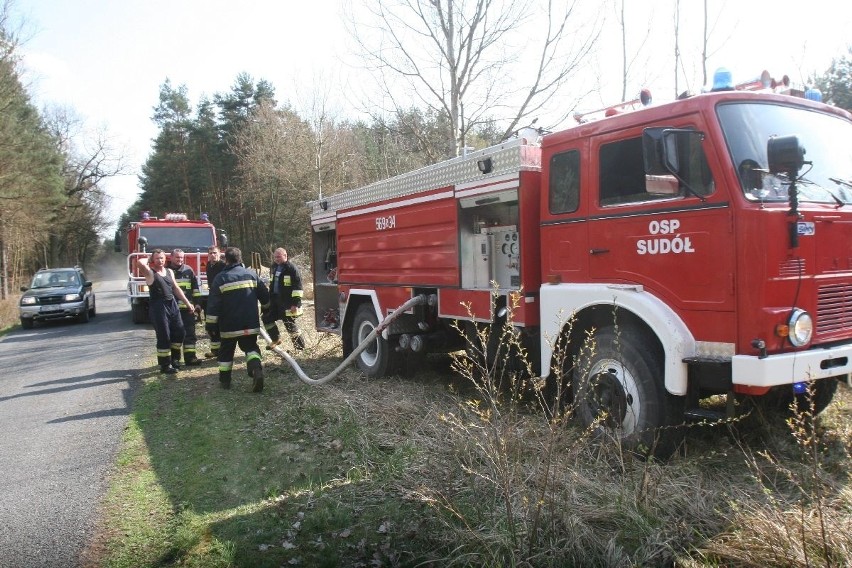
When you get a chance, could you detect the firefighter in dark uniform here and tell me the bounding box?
[205,247,271,392]
[135,249,193,374]
[202,246,225,359]
[169,249,202,366]
[262,247,306,351]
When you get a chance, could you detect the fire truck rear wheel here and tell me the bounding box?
[351,304,398,378]
[572,327,682,458]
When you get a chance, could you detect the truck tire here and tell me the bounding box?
[572,327,683,458]
[132,303,148,324]
[755,378,839,417]
[351,304,397,378]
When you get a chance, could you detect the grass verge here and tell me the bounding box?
[83,309,852,567]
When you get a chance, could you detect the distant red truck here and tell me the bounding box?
[115,212,226,323]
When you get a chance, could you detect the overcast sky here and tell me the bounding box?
[15,0,852,232]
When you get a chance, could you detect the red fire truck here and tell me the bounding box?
[308,72,852,454]
[115,212,227,323]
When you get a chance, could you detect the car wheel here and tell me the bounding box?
[78,302,90,323]
[89,297,96,317]
[20,317,34,329]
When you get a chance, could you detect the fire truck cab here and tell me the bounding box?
[308,72,852,455]
[115,212,227,323]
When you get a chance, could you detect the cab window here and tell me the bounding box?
[599,135,713,206]
[549,150,580,214]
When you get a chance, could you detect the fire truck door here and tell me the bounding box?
[588,135,735,311]
[540,144,589,282]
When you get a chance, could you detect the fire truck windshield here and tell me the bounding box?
[718,102,852,205]
[138,227,214,252]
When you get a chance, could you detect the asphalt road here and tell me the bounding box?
[0,279,151,568]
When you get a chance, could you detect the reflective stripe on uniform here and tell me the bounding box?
[220,327,262,339]
[220,280,257,293]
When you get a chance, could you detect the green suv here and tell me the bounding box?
[19,267,96,328]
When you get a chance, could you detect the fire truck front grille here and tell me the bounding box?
[817,283,852,334]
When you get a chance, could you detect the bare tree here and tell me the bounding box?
[231,102,316,253]
[42,105,127,266]
[614,0,654,103]
[347,0,602,157]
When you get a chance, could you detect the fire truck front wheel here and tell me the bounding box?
[573,327,683,458]
[351,304,399,378]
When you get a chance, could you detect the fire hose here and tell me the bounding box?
[258,294,432,385]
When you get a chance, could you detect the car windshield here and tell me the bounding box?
[717,102,852,204]
[139,227,215,253]
[32,271,79,288]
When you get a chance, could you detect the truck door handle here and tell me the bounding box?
[590,248,610,255]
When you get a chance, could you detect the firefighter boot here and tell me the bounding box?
[171,347,182,369]
[184,351,202,366]
[159,355,177,375]
[219,370,231,390]
[292,333,306,351]
[247,359,264,393]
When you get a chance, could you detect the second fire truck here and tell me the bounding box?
[115,212,227,323]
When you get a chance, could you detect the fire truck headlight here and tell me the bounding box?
[788,308,813,347]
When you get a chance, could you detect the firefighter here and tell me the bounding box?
[135,249,192,374]
[205,247,271,392]
[169,249,203,366]
[202,245,225,359]
[262,247,306,351]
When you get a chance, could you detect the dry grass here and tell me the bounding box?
[0,296,20,332]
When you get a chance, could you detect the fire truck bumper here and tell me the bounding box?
[731,343,852,387]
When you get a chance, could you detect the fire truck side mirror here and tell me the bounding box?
[138,236,148,252]
[218,230,229,248]
[643,127,703,176]
[643,127,674,175]
[114,230,122,252]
